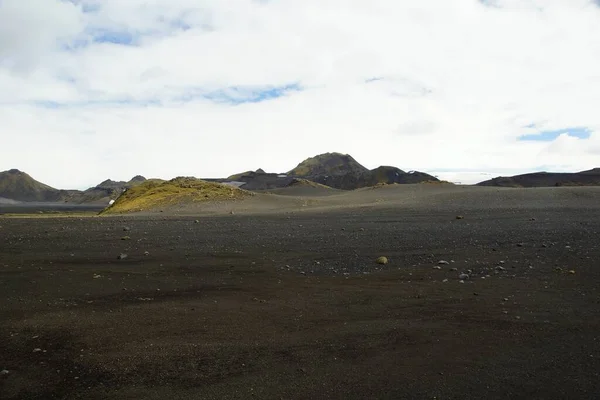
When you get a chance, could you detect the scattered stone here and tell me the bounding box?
[433,266,442,270]
[459,280,465,284]
[194,220,200,224]
[442,279,449,283]
[496,266,505,271]
[33,348,42,353]
[438,260,450,265]
[456,215,464,220]
[503,298,509,302]
[0,369,8,375]
[144,251,150,256]
[376,256,388,265]
[117,253,128,260]
[516,243,524,247]
[459,273,470,280]
[568,270,576,274]
[450,267,458,272]
[121,236,131,241]
[93,274,102,279]
[123,227,130,232]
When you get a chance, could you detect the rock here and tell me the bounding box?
[450,267,458,272]
[568,270,576,274]
[144,251,150,256]
[123,226,130,232]
[503,298,509,302]
[433,266,442,270]
[442,279,449,282]
[456,215,464,220]
[33,348,42,353]
[376,256,388,265]
[0,369,9,375]
[496,266,505,271]
[438,260,450,265]
[121,236,131,241]
[117,253,128,260]
[516,243,524,247]
[194,220,200,224]
[93,274,102,279]
[459,273,470,280]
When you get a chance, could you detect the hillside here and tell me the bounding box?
[289,153,370,178]
[0,169,63,202]
[0,170,148,203]
[476,169,600,187]
[77,175,148,203]
[102,177,250,214]
[287,153,439,189]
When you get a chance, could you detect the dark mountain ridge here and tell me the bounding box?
[476,169,600,187]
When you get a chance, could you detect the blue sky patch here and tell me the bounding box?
[519,127,591,141]
[91,29,135,45]
[201,84,303,105]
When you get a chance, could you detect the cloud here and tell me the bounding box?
[1,0,600,188]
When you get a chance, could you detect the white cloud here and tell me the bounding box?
[1,0,599,188]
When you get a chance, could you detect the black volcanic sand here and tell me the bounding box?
[1,186,600,399]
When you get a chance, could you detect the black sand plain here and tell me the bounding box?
[1,184,600,399]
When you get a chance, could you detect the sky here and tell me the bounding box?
[1,0,599,189]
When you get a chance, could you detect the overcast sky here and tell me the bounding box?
[1,0,599,189]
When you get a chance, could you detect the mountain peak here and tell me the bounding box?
[0,169,58,201]
[288,152,369,177]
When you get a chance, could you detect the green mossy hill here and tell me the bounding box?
[101,177,249,214]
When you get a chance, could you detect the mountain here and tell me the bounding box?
[476,169,600,187]
[79,176,148,203]
[0,169,64,202]
[287,153,439,189]
[289,153,370,177]
[0,170,147,203]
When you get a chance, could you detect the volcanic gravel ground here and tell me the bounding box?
[1,205,600,399]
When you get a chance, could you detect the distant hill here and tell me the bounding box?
[0,169,64,202]
[78,175,148,203]
[476,169,600,187]
[287,152,439,189]
[0,169,147,203]
[289,153,369,178]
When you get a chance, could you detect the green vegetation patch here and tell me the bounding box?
[101,177,249,214]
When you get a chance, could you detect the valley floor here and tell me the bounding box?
[1,186,600,399]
